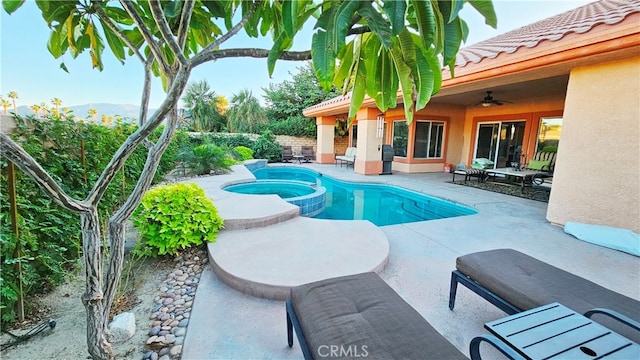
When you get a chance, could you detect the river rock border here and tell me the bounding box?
[142,247,208,360]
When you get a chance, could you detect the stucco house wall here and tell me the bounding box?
[547,57,640,232]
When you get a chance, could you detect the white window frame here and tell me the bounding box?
[413,120,445,159]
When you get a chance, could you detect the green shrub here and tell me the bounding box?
[233,146,254,160]
[252,130,282,162]
[222,134,255,148]
[194,133,255,149]
[132,183,223,257]
[262,116,316,138]
[179,143,236,175]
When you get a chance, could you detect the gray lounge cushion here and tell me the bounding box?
[291,272,466,360]
[457,248,640,342]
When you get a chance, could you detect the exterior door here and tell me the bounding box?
[474,121,526,168]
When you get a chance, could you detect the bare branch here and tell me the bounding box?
[92,4,145,63]
[149,0,188,66]
[85,66,191,206]
[102,110,179,320]
[191,0,263,65]
[192,48,312,68]
[120,0,171,76]
[0,132,87,212]
[138,55,155,125]
[177,0,195,50]
[348,26,371,35]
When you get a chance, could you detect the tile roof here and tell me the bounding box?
[456,0,640,67]
[304,0,640,115]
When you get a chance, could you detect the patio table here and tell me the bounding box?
[484,168,540,191]
[472,302,639,360]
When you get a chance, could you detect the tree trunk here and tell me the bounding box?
[81,208,113,360]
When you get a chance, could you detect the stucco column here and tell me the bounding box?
[316,116,336,164]
[354,108,383,175]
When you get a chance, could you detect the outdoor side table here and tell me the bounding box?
[292,155,304,164]
[474,302,639,359]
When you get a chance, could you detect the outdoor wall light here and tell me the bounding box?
[376,113,384,139]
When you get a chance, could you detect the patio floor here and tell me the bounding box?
[181,163,639,359]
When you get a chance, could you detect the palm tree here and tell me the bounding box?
[88,108,97,123]
[182,80,225,132]
[227,89,267,133]
[30,104,41,117]
[1,97,11,115]
[7,91,18,113]
[40,102,49,117]
[61,107,72,119]
[51,98,62,116]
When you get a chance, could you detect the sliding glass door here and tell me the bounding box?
[474,121,526,168]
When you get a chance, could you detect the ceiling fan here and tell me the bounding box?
[477,91,511,107]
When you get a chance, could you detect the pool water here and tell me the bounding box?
[224,181,315,198]
[253,167,477,226]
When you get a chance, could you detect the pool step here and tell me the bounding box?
[208,217,390,300]
[214,193,301,230]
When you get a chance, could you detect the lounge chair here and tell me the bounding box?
[335,147,356,168]
[452,163,486,183]
[449,248,640,343]
[301,146,315,163]
[287,272,519,360]
[524,151,557,172]
[281,145,293,163]
[531,172,552,199]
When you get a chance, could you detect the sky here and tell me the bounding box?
[0,0,593,109]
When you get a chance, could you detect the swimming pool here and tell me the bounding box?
[252,167,477,226]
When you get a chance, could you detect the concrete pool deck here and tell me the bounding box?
[181,163,640,359]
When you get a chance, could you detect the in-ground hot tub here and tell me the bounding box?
[223,180,326,217]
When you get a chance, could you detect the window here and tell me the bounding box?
[537,117,562,152]
[392,121,408,156]
[414,121,445,159]
[351,124,358,147]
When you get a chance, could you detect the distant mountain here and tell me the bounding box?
[14,103,157,121]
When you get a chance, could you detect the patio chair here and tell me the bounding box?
[301,146,315,163]
[281,146,293,163]
[449,248,640,343]
[452,163,486,183]
[335,147,356,168]
[287,272,519,360]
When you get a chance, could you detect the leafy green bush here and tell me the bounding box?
[132,183,223,257]
[252,130,282,162]
[233,146,254,160]
[194,133,255,149]
[178,143,236,175]
[262,116,316,138]
[0,115,185,325]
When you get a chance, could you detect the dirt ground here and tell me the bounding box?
[0,229,175,359]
